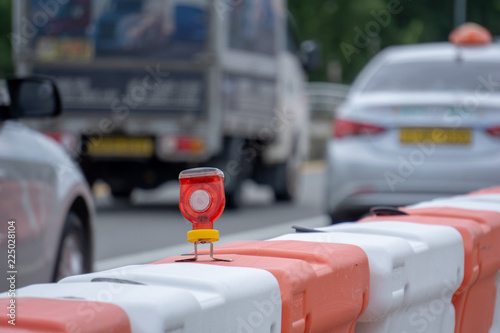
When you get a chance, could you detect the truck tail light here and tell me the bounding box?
[333,118,386,139]
[177,137,205,152]
[160,135,205,155]
[177,167,231,262]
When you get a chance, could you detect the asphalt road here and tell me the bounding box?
[93,163,329,271]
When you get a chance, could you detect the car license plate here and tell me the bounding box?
[87,137,154,157]
[400,128,471,145]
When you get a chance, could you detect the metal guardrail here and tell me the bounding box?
[307,82,350,115]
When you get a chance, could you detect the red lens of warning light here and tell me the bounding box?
[179,168,225,230]
[449,23,492,46]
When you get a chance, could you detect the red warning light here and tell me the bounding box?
[449,23,492,46]
[179,168,225,230]
[177,167,231,262]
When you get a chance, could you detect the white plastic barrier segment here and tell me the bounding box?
[6,264,281,333]
[465,194,500,202]
[409,195,500,213]
[408,195,500,333]
[271,221,464,333]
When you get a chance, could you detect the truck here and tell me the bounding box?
[12,0,320,208]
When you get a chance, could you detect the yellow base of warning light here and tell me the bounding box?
[187,229,220,243]
[176,229,232,263]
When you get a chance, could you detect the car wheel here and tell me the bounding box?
[53,212,90,282]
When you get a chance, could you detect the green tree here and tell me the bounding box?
[0,0,13,78]
[289,0,499,83]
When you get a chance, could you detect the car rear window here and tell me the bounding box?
[361,61,500,93]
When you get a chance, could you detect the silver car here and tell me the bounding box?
[326,40,500,222]
[0,77,95,291]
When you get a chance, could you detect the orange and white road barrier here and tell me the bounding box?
[156,240,370,333]
[398,194,500,333]
[0,297,131,332]
[272,222,464,333]
[20,264,282,333]
[468,186,500,196]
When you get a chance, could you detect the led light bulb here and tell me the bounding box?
[189,189,212,212]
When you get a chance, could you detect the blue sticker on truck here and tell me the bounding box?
[29,0,208,61]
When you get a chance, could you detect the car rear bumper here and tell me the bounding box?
[325,140,500,214]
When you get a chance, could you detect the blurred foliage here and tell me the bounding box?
[0,0,13,78]
[289,0,499,83]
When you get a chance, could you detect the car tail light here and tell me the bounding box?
[486,126,500,137]
[449,23,492,46]
[333,118,386,139]
[177,167,231,262]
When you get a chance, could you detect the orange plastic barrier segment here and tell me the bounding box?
[0,297,131,333]
[361,212,498,333]
[154,240,370,333]
[468,187,500,195]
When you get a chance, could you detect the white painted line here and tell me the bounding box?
[95,215,330,272]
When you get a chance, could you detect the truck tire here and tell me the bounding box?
[111,187,134,200]
[225,174,244,209]
[110,180,134,201]
[271,157,299,202]
[209,137,249,209]
[253,138,301,202]
[271,135,302,202]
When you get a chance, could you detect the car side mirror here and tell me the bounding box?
[300,40,322,72]
[3,77,62,120]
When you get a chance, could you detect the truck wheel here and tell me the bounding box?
[272,158,299,202]
[111,187,134,200]
[225,177,244,209]
[53,212,90,282]
[110,181,134,201]
[209,137,249,209]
